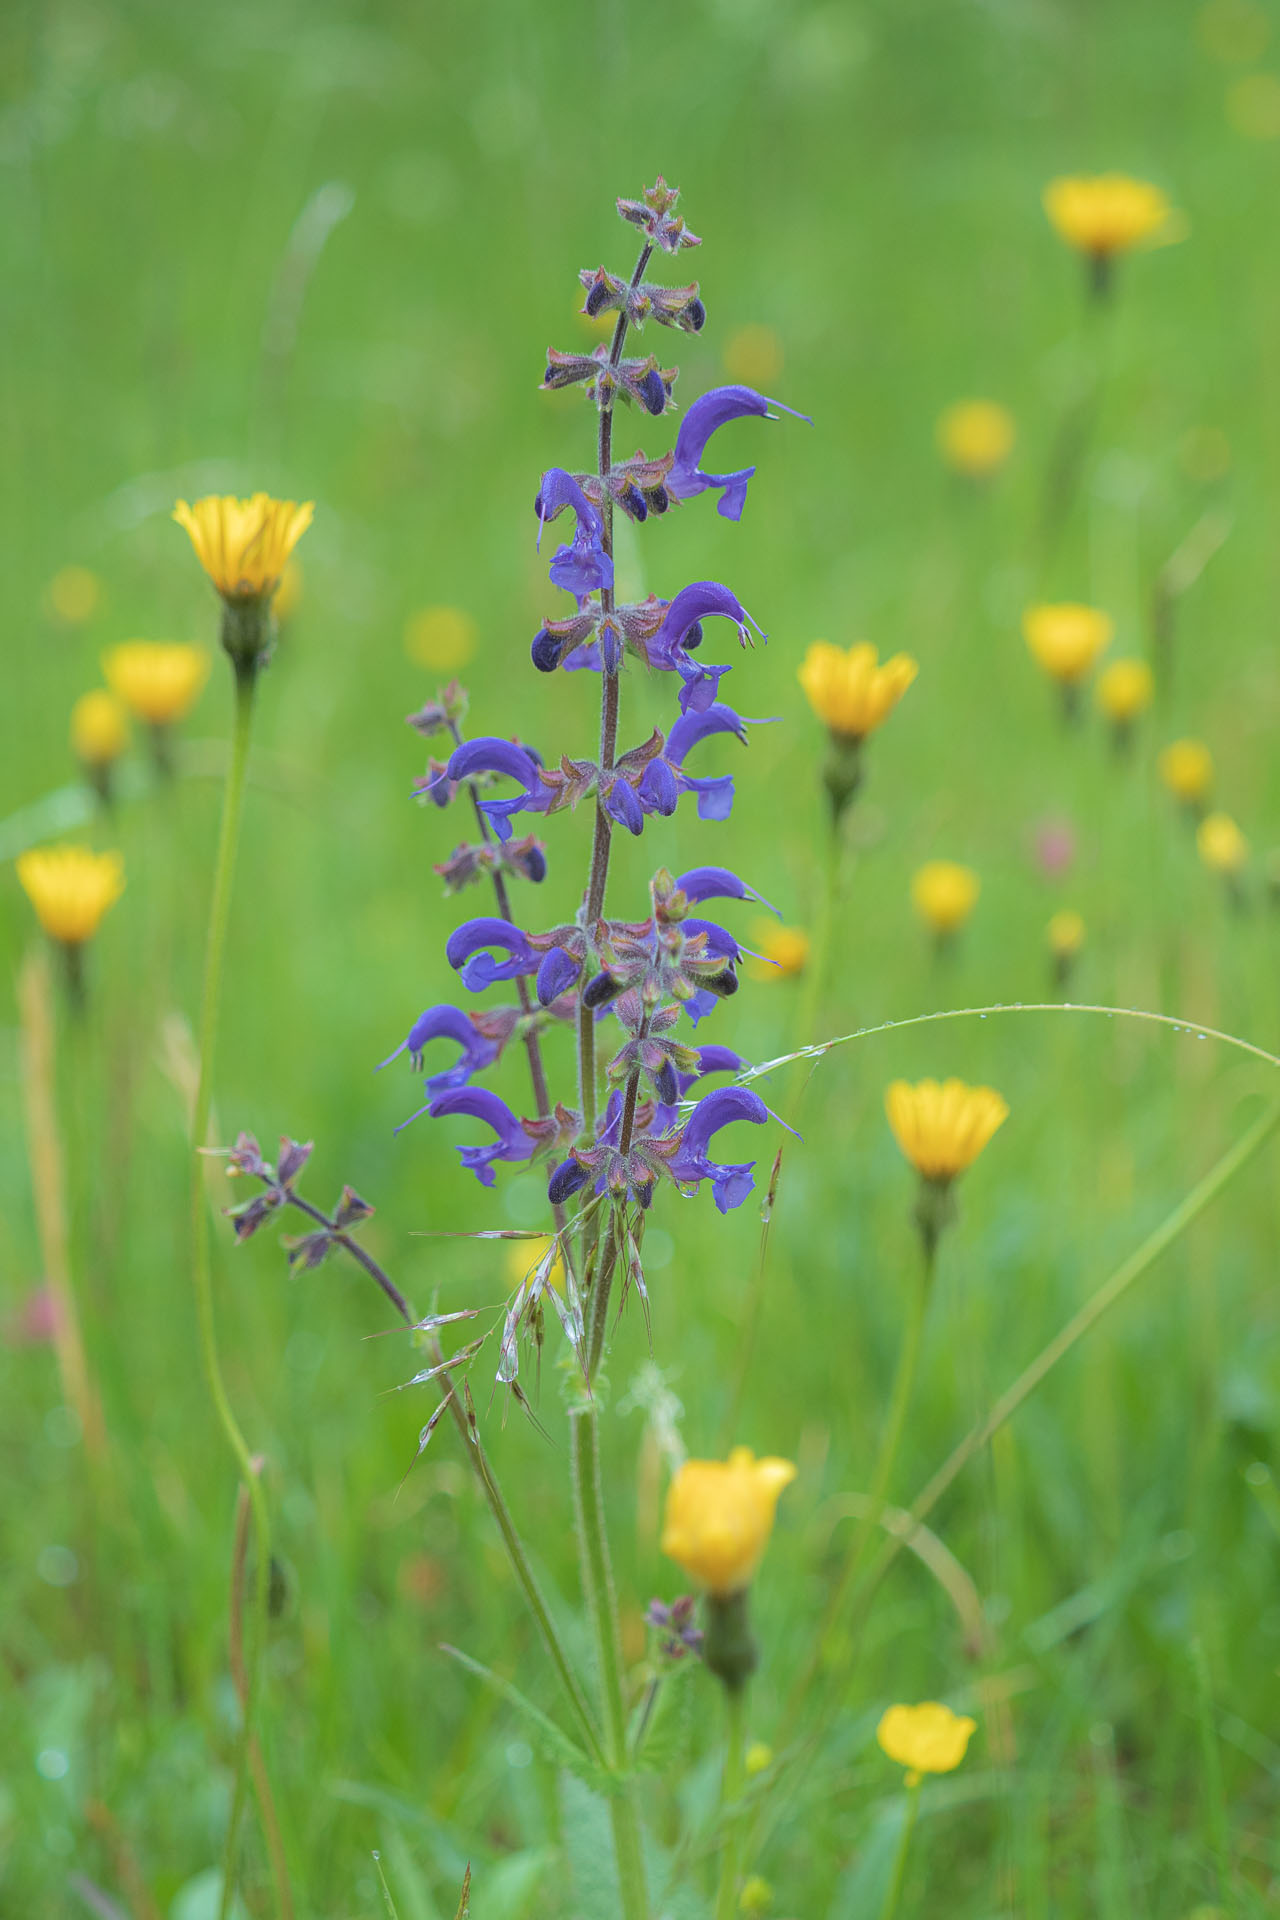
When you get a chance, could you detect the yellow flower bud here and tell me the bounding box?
[17,846,125,945]
[1095,658,1154,725]
[745,922,810,982]
[885,1079,1008,1182]
[1197,811,1247,875]
[103,643,210,727]
[70,691,129,767]
[797,642,918,742]
[876,1701,976,1782]
[661,1448,797,1597]
[911,861,979,937]
[405,605,477,671]
[1047,909,1086,959]
[1159,738,1213,806]
[173,494,313,603]
[1043,174,1172,258]
[936,400,1015,478]
[1023,603,1113,685]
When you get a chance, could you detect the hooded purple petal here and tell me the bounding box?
[445,917,539,992]
[668,1084,768,1212]
[427,1087,535,1187]
[537,466,614,596]
[676,866,776,913]
[667,385,809,522]
[443,737,552,843]
[378,1004,499,1096]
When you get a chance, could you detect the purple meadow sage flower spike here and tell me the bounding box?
[667,385,811,521]
[427,1088,537,1186]
[377,1005,501,1095]
[445,917,540,992]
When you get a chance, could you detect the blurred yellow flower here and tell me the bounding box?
[17,846,125,945]
[1227,72,1280,139]
[507,1235,564,1293]
[1023,603,1113,685]
[70,690,129,767]
[911,861,979,937]
[876,1701,976,1783]
[746,921,810,981]
[405,605,477,671]
[1159,738,1214,806]
[798,642,918,742]
[886,1079,1008,1182]
[739,1876,773,1915]
[661,1447,797,1597]
[1048,909,1086,959]
[104,642,210,726]
[47,565,102,625]
[274,559,303,624]
[173,494,314,602]
[1197,811,1247,875]
[724,324,784,388]
[1043,175,1172,258]
[744,1741,773,1776]
[936,400,1015,479]
[1096,658,1154,725]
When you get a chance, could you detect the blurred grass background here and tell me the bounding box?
[6,0,1280,1912]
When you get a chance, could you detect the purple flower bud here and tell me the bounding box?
[638,757,681,816]
[646,486,670,515]
[685,296,706,332]
[639,366,667,416]
[583,969,622,1010]
[548,1156,589,1204]
[536,946,582,1006]
[604,776,645,836]
[531,627,560,672]
[655,1058,679,1105]
[620,483,648,522]
[584,278,612,317]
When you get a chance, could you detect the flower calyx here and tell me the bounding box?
[542,343,678,417]
[616,176,701,254]
[579,266,705,335]
[433,833,548,895]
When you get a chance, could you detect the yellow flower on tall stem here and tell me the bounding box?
[886,1077,1008,1258]
[17,846,125,1009]
[1095,658,1153,749]
[1023,602,1113,718]
[1043,174,1174,296]
[104,641,210,778]
[911,861,979,948]
[174,493,313,674]
[1159,737,1213,815]
[1198,811,1248,906]
[70,691,129,806]
[875,1701,977,1920]
[798,641,918,824]
[936,400,1015,480]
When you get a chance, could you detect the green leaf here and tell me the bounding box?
[631,1662,696,1775]
[558,1770,620,1920]
[441,1644,609,1792]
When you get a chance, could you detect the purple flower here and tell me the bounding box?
[536,946,582,1006]
[536,468,614,597]
[667,386,810,522]
[651,582,762,669]
[378,1005,500,1104]
[638,701,760,824]
[675,1044,748,1097]
[445,918,540,992]
[668,1085,768,1213]
[675,866,776,914]
[441,738,552,843]
[427,1088,535,1187]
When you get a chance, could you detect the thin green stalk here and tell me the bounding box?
[878,1775,922,1920]
[714,1686,747,1920]
[1191,1634,1231,1904]
[570,1406,649,1920]
[188,662,277,1920]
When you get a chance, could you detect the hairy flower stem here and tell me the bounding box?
[188,661,275,1920]
[714,1685,748,1920]
[571,1406,650,1920]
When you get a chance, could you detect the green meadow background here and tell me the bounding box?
[6,0,1280,1912]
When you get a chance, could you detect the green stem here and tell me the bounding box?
[714,1686,747,1920]
[570,1405,649,1920]
[188,662,276,1920]
[879,1775,922,1920]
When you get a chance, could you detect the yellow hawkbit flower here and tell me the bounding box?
[911,861,979,938]
[661,1448,797,1597]
[724,324,784,388]
[70,691,129,767]
[798,642,918,743]
[746,921,810,981]
[1048,909,1086,959]
[1197,811,1247,875]
[885,1079,1009,1183]
[1043,174,1172,259]
[1096,658,1154,726]
[405,605,477,671]
[1159,737,1213,806]
[17,846,125,945]
[1023,603,1113,686]
[104,642,210,726]
[876,1701,977,1784]
[936,400,1016,479]
[47,565,103,625]
[173,494,314,603]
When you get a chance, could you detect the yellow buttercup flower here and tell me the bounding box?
[936,400,1015,479]
[17,846,125,945]
[1043,174,1172,259]
[661,1447,797,1597]
[405,605,477,671]
[886,1079,1008,1183]
[70,691,129,767]
[1159,738,1213,806]
[1096,658,1154,725]
[746,921,810,981]
[1048,909,1086,959]
[104,643,210,726]
[173,494,314,602]
[798,642,918,742]
[1197,811,1247,875]
[1023,603,1113,685]
[47,565,103,625]
[877,1701,976,1784]
[911,862,979,938]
